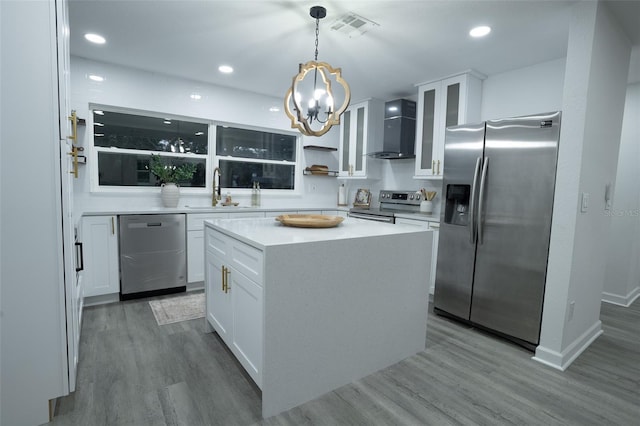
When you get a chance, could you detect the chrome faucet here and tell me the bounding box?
[212,167,222,206]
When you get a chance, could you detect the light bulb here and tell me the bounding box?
[326,95,334,110]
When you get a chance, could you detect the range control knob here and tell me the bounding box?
[410,195,414,200]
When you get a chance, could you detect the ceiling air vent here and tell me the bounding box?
[330,12,379,38]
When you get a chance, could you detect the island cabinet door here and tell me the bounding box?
[229,268,263,388]
[205,253,232,340]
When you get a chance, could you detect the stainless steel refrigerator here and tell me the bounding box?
[433,111,561,350]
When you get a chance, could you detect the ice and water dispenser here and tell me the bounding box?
[444,184,470,226]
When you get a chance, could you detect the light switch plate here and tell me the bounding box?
[581,192,589,213]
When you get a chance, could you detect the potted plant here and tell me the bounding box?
[149,154,197,207]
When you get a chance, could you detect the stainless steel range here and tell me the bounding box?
[349,190,423,223]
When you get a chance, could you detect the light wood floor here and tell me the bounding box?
[49,293,639,425]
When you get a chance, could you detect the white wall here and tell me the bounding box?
[603,82,640,306]
[535,0,631,370]
[70,57,341,215]
[480,58,566,121]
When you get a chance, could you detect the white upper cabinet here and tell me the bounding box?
[338,99,384,179]
[414,71,484,178]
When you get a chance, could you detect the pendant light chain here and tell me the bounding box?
[314,16,320,61]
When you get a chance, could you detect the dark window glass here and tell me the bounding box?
[216,126,296,161]
[93,110,208,154]
[219,160,294,190]
[98,152,206,187]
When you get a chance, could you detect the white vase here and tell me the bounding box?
[420,200,433,214]
[161,183,180,207]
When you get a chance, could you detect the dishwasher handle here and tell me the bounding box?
[146,222,162,227]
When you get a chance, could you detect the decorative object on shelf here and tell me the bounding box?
[420,188,437,214]
[284,5,351,137]
[338,183,347,206]
[305,164,329,175]
[353,188,372,208]
[149,154,197,207]
[275,214,344,228]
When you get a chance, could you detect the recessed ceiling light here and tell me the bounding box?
[88,74,104,82]
[469,26,491,38]
[190,93,202,100]
[84,33,106,44]
[218,65,234,74]
[269,107,280,112]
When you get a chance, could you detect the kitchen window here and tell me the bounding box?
[92,109,208,189]
[215,126,297,190]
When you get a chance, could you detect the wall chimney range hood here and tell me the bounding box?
[368,99,416,159]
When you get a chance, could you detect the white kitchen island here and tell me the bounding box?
[204,217,432,418]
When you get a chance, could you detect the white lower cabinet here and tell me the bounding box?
[205,227,263,387]
[395,217,439,295]
[82,215,119,297]
[188,211,263,283]
[187,213,230,283]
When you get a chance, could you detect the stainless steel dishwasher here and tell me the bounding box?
[119,214,187,300]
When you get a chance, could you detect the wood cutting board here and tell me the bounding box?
[275,214,344,228]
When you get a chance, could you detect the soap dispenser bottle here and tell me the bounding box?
[251,182,258,207]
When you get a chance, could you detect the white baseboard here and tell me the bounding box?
[84,292,120,307]
[602,286,640,307]
[532,320,602,371]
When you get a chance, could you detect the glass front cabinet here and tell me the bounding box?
[338,99,384,179]
[414,71,484,178]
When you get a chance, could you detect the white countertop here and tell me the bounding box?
[82,206,347,216]
[394,212,440,222]
[205,217,431,249]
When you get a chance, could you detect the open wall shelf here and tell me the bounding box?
[303,145,338,152]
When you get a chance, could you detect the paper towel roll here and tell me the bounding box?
[338,184,347,206]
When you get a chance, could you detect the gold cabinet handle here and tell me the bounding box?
[68,110,77,141]
[224,268,230,293]
[432,160,435,174]
[68,145,79,178]
[437,160,441,175]
[221,266,226,292]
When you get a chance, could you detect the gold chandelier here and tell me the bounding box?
[284,6,351,137]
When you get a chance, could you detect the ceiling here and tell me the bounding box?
[69,0,640,104]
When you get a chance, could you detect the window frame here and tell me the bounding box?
[88,105,303,196]
[212,121,303,197]
[89,104,212,194]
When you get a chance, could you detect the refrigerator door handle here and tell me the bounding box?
[469,157,482,244]
[477,157,489,244]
